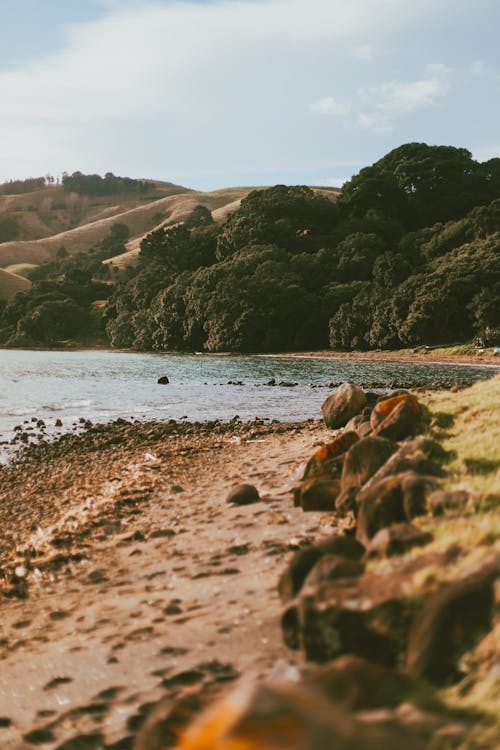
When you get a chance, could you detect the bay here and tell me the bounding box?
[0,348,497,463]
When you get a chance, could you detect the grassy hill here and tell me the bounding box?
[0,186,260,272]
[0,268,32,300]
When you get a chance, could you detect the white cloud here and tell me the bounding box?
[309,96,351,116]
[0,0,485,185]
[471,60,484,75]
[355,64,452,131]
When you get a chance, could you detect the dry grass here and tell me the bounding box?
[4,263,38,277]
[0,267,31,300]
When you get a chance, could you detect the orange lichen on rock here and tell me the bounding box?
[313,431,359,462]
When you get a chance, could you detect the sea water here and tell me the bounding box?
[0,349,497,462]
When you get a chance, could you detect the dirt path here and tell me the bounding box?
[0,419,333,749]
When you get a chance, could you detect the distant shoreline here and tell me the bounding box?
[1,344,499,368]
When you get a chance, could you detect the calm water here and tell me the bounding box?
[0,349,497,461]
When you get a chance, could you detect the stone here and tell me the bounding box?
[341,436,397,493]
[302,554,364,588]
[400,474,440,519]
[371,393,422,441]
[428,489,469,516]
[355,475,407,545]
[284,566,414,664]
[157,375,170,384]
[173,681,428,750]
[362,437,447,490]
[302,431,359,481]
[278,534,365,603]
[300,479,340,511]
[406,555,500,684]
[321,383,367,429]
[302,655,422,710]
[365,523,433,559]
[226,483,260,505]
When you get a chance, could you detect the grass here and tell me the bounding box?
[4,263,38,277]
[0,267,31,300]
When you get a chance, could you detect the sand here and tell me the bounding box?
[0,417,335,749]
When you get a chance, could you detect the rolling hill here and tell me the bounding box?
[0,268,32,300]
[0,186,257,271]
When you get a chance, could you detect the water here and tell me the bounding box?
[0,349,497,461]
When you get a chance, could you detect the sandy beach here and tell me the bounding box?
[0,417,335,749]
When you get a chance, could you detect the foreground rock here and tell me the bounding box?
[165,681,429,750]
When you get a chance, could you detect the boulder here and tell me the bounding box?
[400,474,440,518]
[300,479,340,511]
[302,554,364,588]
[278,534,365,603]
[406,555,499,684]
[170,681,428,750]
[371,393,422,441]
[283,566,414,664]
[302,431,359,481]
[355,475,407,545]
[157,375,170,384]
[321,383,367,429]
[226,483,260,505]
[341,436,397,493]
[301,655,422,710]
[362,437,447,490]
[365,523,433,559]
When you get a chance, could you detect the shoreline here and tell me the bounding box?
[1,344,499,367]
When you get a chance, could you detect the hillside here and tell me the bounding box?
[0,268,31,300]
[0,186,257,271]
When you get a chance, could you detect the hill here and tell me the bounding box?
[0,268,31,300]
[0,186,257,271]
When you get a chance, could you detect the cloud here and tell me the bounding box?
[309,97,351,116]
[471,60,484,75]
[356,64,452,131]
[0,0,481,185]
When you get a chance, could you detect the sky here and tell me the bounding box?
[1,0,500,190]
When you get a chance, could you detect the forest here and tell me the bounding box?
[1,143,499,351]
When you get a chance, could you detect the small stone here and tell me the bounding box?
[428,490,469,516]
[157,375,170,384]
[226,484,260,505]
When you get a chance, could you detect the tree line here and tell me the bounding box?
[1,143,499,350]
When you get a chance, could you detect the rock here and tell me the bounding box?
[406,555,500,684]
[278,534,365,603]
[321,383,367,429]
[365,523,433,559]
[371,393,422,441]
[284,566,413,664]
[428,489,469,516]
[300,479,340,511]
[157,375,170,384]
[302,655,422,710]
[355,475,407,545]
[302,431,359,481]
[341,436,397,493]
[400,474,440,518]
[302,554,364,588]
[172,681,428,750]
[363,437,447,490]
[226,483,260,505]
